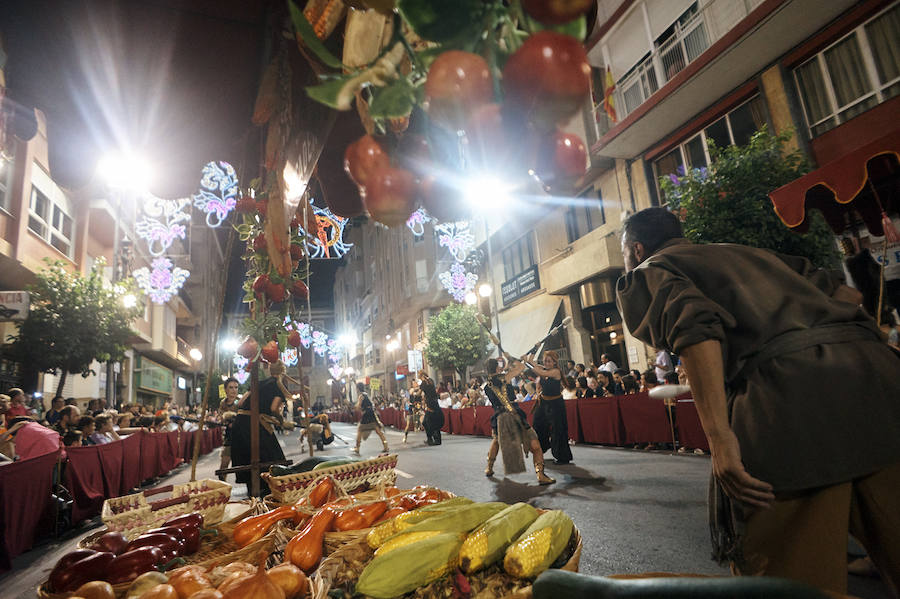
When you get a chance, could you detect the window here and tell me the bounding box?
[565,188,606,243]
[793,3,900,138]
[0,159,11,212]
[501,232,536,281]
[652,95,767,201]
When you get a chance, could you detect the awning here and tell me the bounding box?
[497,296,562,358]
[768,130,899,235]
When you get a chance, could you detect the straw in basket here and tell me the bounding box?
[263,454,398,504]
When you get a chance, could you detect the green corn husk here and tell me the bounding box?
[460,502,540,573]
[356,532,465,599]
[382,502,507,544]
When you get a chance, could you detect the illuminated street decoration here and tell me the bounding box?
[435,222,474,262]
[193,161,239,228]
[132,257,190,304]
[311,330,329,356]
[298,198,353,259]
[297,322,313,348]
[234,369,250,385]
[439,262,478,303]
[281,348,298,367]
[233,354,250,370]
[329,365,343,379]
[135,197,191,256]
[406,208,432,236]
[327,339,342,364]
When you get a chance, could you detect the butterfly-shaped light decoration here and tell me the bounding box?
[439,262,478,303]
[436,222,475,263]
[297,198,353,259]
[234,369,250,385]
[328,365,344,379]
[192,161,239,228]
[233,354,249,370]
[406,208,432,236]
[132,257,190,304]
[135,197,192,256]
[311,330,329,357]
[281,348,299,367]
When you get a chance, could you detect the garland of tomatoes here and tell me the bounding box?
[292,0,595,227]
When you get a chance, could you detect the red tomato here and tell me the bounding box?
[344,135,390,188]
[237,337,258,360]
[287,330,301,348]
[522,0,593,24]
[292,279,309,300]
[425,50,494,131]
[261,340,279,363]
[364,167,417,227]
[537,131,587,182]
[502,31,591,131]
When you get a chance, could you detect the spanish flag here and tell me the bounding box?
[603,66,617,123]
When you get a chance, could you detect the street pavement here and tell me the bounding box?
[2,423,890,598]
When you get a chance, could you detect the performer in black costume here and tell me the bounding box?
[527,350,573,465]
[353,382,389,454]
[403,385,424,444]
[231,361,288,497]
[483,358,555,485]
[418,371,444,446]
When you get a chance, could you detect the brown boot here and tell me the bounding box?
[485,456,496,477]
[536,463,555,485]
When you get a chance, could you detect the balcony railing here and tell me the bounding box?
[598,0,766,124]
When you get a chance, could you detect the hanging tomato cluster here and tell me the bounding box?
[293,0,594,227]
[233,187,312,363]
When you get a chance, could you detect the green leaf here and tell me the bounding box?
[288,0,345,70]
[522,15,587,41]
[306,75,358,110]
[368,77,417,119]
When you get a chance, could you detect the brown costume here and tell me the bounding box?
[616,238,900,589]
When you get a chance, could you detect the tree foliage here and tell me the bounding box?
[424,304,489,377]
[660,127,839,268]
[8,259,144,395]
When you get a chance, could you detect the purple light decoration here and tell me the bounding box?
[311,330,329,356]
[328,365,343,379]
[234,369,250,385]
[436,222,474,262]
[406,208,432,236]
[193,161,239,228]
[439,262,478,303]
[135,198,191,257]
[233,354,249,370]
[132,257,190,304]
[281,348,298,367]
[297,322,313,348]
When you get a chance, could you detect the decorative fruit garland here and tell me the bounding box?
[290,0,593,227]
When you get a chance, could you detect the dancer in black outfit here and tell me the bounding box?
[353,382,389,454]
[418,371,444,446]
[527,350,573,465]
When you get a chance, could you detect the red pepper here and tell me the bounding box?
[106,546,164,584]
[89,531,130,555]
[49,551,114,592]
[163,512,204,530]
[126,532,185,557]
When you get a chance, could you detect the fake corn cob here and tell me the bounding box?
[375,530,443,556]
[387,502,507,540]
[366,497,476,549]
[460,502,539,573]
[503,510,574,578]
[356,532,465,599]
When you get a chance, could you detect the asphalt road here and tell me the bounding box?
[3,423,890,598]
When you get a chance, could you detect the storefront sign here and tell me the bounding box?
[370,377,381,392]
[0,291,30,321]
[501,265,540,306]
[136,356,174,395]
[407,350,423,373]
[396,364,409,376]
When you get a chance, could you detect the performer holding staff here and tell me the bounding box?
[418,371,444,446]
[403,384,424,444]
[353,381,389,455]
[528,350,573,465]
[483,357,555,485]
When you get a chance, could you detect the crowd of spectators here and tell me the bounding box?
[0,389,227,462]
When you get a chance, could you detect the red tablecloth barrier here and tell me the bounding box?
[0,449,59,572]
[576,398,621,445]
[449,409,463,435]
[96,440,124,497]
[120,432,144,493]
[617,394,671,444]
[474,406,494,436]
[441,408,452,433]
[565,401,582,443]
[65,445,107,524]
[458,408,476,435]
[675,400,710,451]
[140,430,161,481]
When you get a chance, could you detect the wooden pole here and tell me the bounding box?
[249,363,261,497]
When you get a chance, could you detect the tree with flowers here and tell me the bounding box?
[8,259,143,397]
[424,304,489,381]
[660,127,838,268]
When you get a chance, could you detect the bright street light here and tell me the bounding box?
[338,331,357,349]
[478,283,492,298]
[122,293,137,308]
[345,367,355,376]
[189,348,203,361]
[464,291,477,305]
[327,379,333,386]
[221,338,239,352]
[464,176,512,213]
[98,152,152,191]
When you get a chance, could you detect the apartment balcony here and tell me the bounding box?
[592,0,857,158]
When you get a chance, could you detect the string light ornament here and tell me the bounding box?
[298,198,353,259]
[406,208,433,236]
[234,369,250,385]
[193,161,239,227]
[233,354,250,370]
[135,197,191,257]
[326,338,342,364]
[132,257,190,304]
[281,348,299,367]
[311,330,329,356]
[435,221,475,262]
[329,365,344,379]
[439,262,479,303]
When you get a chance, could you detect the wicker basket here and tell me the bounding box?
[309,519,581,599]
[101,479,232,538]
[263,454,398,504]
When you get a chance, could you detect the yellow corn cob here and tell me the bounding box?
[366,498,474,549]
[503,510,574,579]
[356,532,465,599]
[460,502,539,573]
[375,530,443,556]
[384,502,506,543]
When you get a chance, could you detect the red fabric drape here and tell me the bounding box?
[140,430,161,481]
[565,401,582,443]
[179,430,193,462]
[474,406,494,437]
[65,445,107,524]
[0,449,59,571]
[441,408,452,433]
[120,432,143,493]
[675,400,710,451]
[618,394,671,444]
[576,398,621,445]
[96,440,124,497]
[449,409,463,434]
[458,408,476,435]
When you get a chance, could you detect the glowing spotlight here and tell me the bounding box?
[189,348,203,361]
[464,176,512,212]
[464,291,477,305]
[122,293,137,308]
[98,152,152,191]
[221,338,239,352]
[478,283,492,298]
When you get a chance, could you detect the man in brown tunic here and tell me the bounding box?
[615,208,900,594]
